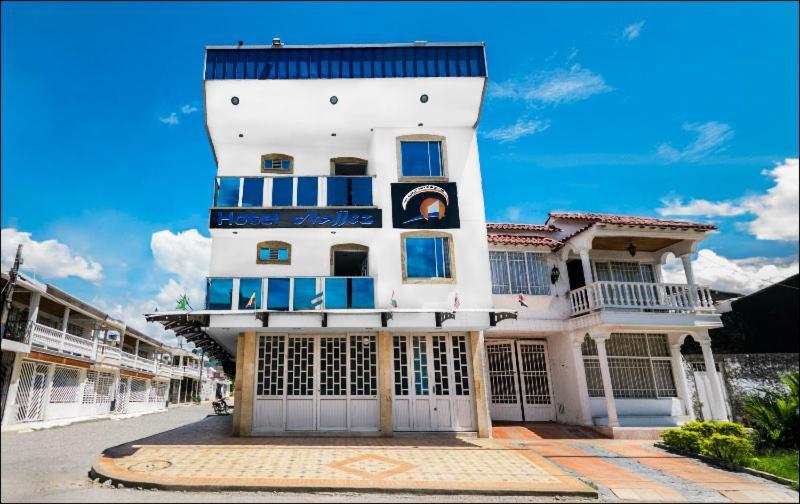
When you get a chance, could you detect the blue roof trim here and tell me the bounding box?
[205,45,486,80]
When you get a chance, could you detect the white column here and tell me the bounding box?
[579,249,594,284]
[60,307,71,332]
[593,333,619,427]
[670,342,695,420]
[680,254,695,285]
[571,336,593,426]
[699,337,728,421]
[1,355,24,427]
[27,293,41,325]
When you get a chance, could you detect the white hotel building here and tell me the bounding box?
[148,40,728,437]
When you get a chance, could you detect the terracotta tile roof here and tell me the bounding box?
[486,222,559,232]
[487,234,562,249]
[548,212,716,231]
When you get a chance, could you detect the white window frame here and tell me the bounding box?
[489,250,550,296]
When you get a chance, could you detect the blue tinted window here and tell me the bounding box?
[327,177,348,206]
[241,178,264,207]
[271,178,293,206]
[293,278,321,310]
[400,141,443,177]
[324,277,348,309]
[297,177,318,206]
[238,278,262,309]
[216,178,240,207]
[405,237,451,279]
[264,158,292,171]
[207,278,233,310]
[277,248,289,261]
[267,278,290,310]
[350,278,375,308]
[350,177,372,206]
[258,247,289,262]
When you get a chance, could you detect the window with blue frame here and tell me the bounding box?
[403,234,453,281]
[293,278,322,310]
[326,177,372,206]
[257,241,291,264]
[261,154,293,174]
[215,178,240,207]
[399,139,444,177]
[271,177,293,206]
[238,278,262,309]
[241,178,264,207]
[207,278,233,310]
[297,177,318,206]
[267,278,290,310]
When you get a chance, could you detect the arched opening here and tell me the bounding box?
[330,243,369,277]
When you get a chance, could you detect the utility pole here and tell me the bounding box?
[0,245,23,339]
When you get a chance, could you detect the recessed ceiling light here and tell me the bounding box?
[231,96,240,105]
[330,96,338,105]
[418,123,423,127]
[420,94,429,103]
[331,133,337,136]
[238,133,244,138]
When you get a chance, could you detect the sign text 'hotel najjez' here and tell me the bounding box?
[210,208,382,229]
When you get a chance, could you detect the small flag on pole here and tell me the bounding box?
[176,294,192,311]
[453,292,461,310]
[518,293,529,308]
[245,291,256,309]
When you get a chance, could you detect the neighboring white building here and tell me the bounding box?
[0,271,205,430]
[145,40,729,438]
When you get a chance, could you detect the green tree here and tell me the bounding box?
[743,372,799,448]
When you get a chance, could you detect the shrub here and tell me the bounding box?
[743,371,799,449]
[713,421,747,438]
[661,428,703,453]
[702,433,755,465]
[681,420,717,438]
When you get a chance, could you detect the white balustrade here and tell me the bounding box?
[120,350,157,373]
[569,281,716,316]
[29,322,94,359]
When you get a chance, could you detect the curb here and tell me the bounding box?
[653,443,798,488]
[90,457,599,497]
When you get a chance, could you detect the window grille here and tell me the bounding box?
[450,335,470,396]
[320,337,346,396]
[519,344,551,405]
[286,337,314,396]
[594,261,655,283]
[431,336,450,395]
[349,335,377,396]
[257,336,285,396]
[51,366,80,403]
[489,251,549,295]
[412,336,430,396]
[149,381,168,403]
[582,333,677,399]
[392,336,409,396]
[261,154,293,174]
[487,343,517,404]
[129,378,148,402]
[15,361,49,422]
[66,322,85,338]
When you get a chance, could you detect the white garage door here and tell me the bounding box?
[391,333,476,432]
[252,334,379,433]
[486,339,554,422]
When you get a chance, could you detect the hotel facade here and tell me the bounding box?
[148,41,728,437]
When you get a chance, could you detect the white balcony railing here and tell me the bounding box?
[97,344,121,360]
[569,281,716,316]
[120,351,157,374]
[29,322,94,359]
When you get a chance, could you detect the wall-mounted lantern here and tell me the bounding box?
[627,242,637,257]
[550,265,561,285]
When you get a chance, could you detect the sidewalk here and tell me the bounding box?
[91,416,594,496]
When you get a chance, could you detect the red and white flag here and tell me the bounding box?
[453,292,462,310]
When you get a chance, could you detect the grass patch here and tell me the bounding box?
[745,450,799,490]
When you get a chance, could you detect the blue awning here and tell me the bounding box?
[204,43,486,80]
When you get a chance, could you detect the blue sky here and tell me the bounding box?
[2,2,798,339]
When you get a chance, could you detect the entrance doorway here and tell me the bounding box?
[391,334,476,431]
[486,339,554,422]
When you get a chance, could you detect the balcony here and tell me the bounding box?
[206,276,376,311]
[120,351,157,374]
[29,322,94,360]
[569,281,716,317]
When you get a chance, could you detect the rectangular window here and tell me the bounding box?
[241,178,264,207]
[262,155,292,173]
[271,178,293,206]
[326,177,372,206]
[238,278,262,309]
[297,177,318,206]
[594,261,656,283]
[207,278,233,310]
[293,278,320,310]
[216,178,240,207]
[258,247,289,262]
[266,278,290,310]
[405,236,451,279]
[489,251,549,295]
[400,141,443,177]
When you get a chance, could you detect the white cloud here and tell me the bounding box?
[741,158,799,241]
[622,21,645,41]
[658,158,798,241]
[506,207,522,222]
[1,228,103,282]
[657,198,747,217]
[159,112,179,125]
[663,249,798,295]
[181,104,198,114]
[483,119,550,143]
[489,64,612,106]
[657,121,735,163]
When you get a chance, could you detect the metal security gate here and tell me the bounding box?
[115,376,130,414]
[392,334,476,431]
[487,339,554,422]
[14,361,49,423]
[252,334,378,433]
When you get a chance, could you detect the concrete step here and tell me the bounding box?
[593,415,690,427]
